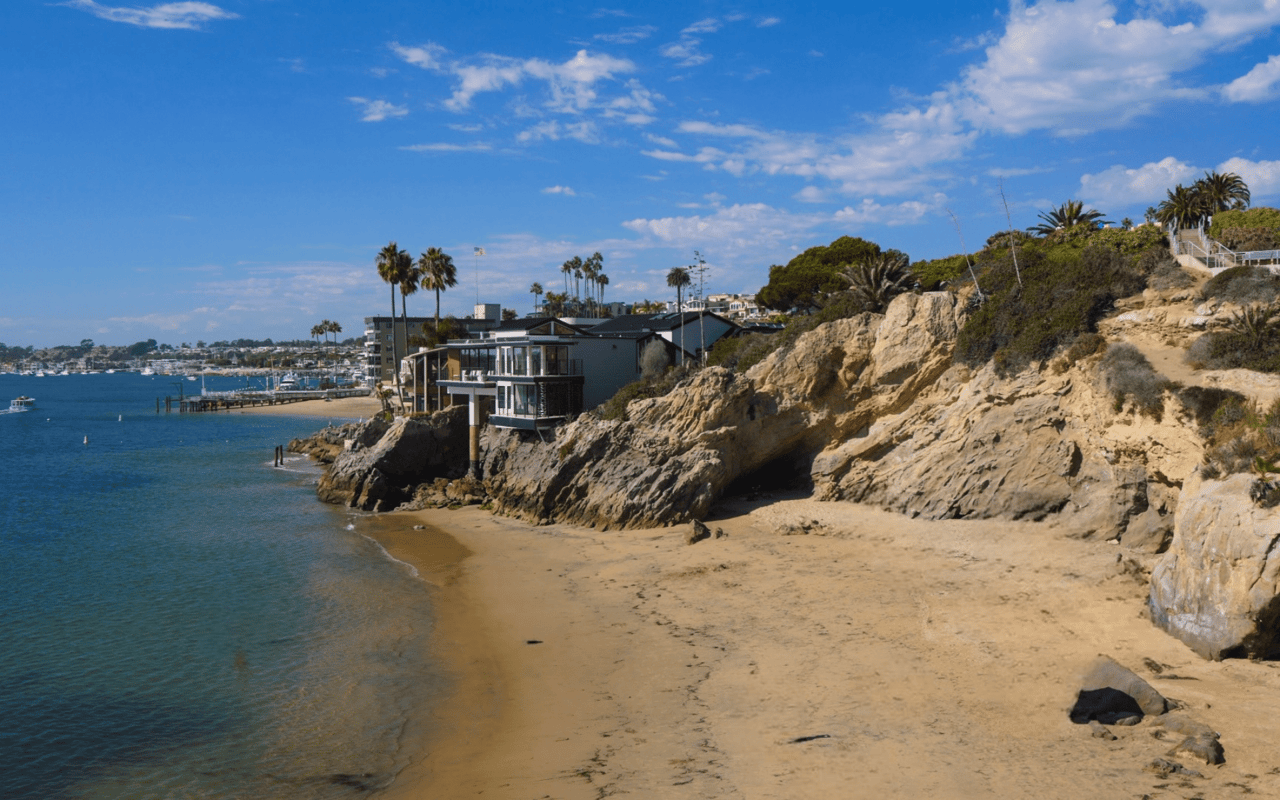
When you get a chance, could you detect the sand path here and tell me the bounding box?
[365,496,1280,799]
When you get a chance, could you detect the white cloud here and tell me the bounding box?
[655,103,973,197]
[660,39,711,67]
[758,17,781,27]
[106,312,193,330]
[62,0,238,30]
[682,18,721,34]
[595,25,656,44]
[391,44,641,119]
[390,42,449,70]
[1217,157,1280,197]
[517,120,601,144]
[952,0,1280,136]
[1076,155,1280,208]
[1224,54,1280,102]
[542,185,577,196]
[1079,156,1199,207]
[833,196,943,226]
[644,133,678,148]
[622,203,827,258]
[400,142,493,152]
[347,97,409,122]
[794,185,827,203]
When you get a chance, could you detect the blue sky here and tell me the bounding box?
[4,0,1280,347]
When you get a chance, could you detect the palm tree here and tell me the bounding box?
[326,320,342,377]
[398,256,421,352]
[1028,200,1111,236]
[840,253,914,313]
[1194,171,1250,214]
[584,252,604,315]
[418,247,458,340]
[1155,184,1208,230]
[376,242,410,407]
[529,281,544,315]
[597,273,609,314]
[667,266,692,366]
[543,291,567,316]
[560,258,573,297]
[310,323,324,349]
[582,258,598,316]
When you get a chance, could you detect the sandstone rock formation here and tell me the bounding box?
[482,293,962,529]
[315,406,469,511]
[480,290,1204,536]
[1149,470,1280,659]
[290,419,387,464]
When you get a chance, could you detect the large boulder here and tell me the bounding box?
[316,407,469,511]
[1149,471,1280,659]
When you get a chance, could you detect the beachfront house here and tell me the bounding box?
[429,316,693,432]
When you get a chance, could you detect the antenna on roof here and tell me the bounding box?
[693,250,708,366]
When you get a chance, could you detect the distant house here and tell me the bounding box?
[589,311,738,366]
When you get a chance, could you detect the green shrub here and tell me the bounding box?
[706,332,778,373]
[912,254,972,290]
[1201,266,1280,305]
[1218,227,1280,251]
[954,244,1145,373]
[1185,329,1280,373]
[596,365,694,421]
[1177,386,1247,426]
[1100,343,1170,419]
[1208,207,1280,241]
[1145,253,1197,291]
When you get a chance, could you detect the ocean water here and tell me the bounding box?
[0,373,443,799]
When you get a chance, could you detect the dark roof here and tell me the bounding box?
[491,316,588,335]
[590,311,735,334]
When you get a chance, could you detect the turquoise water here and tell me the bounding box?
[0,373,443,799]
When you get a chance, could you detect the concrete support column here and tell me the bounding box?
[468,392,481,478]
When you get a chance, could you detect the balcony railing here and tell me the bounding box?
[446,359,582,382]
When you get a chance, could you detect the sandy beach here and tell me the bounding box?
[359,495,1280,799]
[232,394,385,420]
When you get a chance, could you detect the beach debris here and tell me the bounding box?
[686,520,712,545]
[778,519,827,536]
[1143,757,1202,779]
[789,734,832,744]
[1070,655,1168,725]
[526,640,543,645]
[1154,715,1225,764]
[1088,721,1117,740]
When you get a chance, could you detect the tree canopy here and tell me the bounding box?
[757,235,894,312]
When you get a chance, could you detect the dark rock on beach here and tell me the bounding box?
[1069,656,1167,725]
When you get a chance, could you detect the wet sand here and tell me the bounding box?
[363,497,1280,799]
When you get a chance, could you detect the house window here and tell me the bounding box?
[530,346,542,376]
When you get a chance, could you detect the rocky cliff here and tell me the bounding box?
[307,406,469,511]
[479,291,1205,542]
[481,293,962,528]
[1149,471,1280,659]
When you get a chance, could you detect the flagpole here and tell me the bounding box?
[473,246,486,306]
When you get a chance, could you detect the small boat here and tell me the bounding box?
[140,367,155,376]
[8,396,35,412]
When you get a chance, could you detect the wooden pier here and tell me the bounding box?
[162,388,371,413]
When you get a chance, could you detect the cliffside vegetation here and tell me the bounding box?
[953,240,1148,374]
[756,236,906,312]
